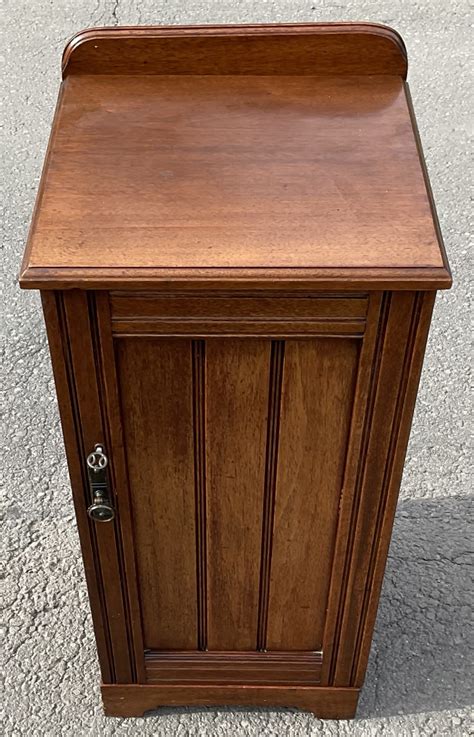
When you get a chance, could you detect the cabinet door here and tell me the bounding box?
[45,289,397,687]
[115,334,359,678]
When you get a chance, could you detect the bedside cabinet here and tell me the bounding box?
[20,23,451,718]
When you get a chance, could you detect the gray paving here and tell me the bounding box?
[2,1,473,735]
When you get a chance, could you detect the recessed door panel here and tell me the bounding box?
[116,338,198,650]
[206,339,271,650]
[113,331,359,663]
[266,339,359,650]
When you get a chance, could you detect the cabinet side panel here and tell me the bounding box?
[352,291,436,685]
[333,291,435,686]
[266,339,359,650]
[206,339,271,650]
[116,339,198,650]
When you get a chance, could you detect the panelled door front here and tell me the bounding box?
[66,290,377,687]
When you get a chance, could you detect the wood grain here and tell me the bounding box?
[61,291,133,683]
[62,23,407,78]
[38,283,445,715]
[266,339,359,651]
[144,650,322,685]
[206,340,270,650]
[352,292,436,686]
[331,292,427,686]
[25,21,452,721]
[319,292,383,685]
[110,293,368,336]
[110,293,369,320]
[21,267,451,292]
[20,71,450,290]
[116,339,198,650]
[94,293,147,681]
[40,291,113,683]
[192,340,208,651]
[102,683,359,718]
[257,340,285,650]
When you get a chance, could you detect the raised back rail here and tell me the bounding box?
[62,23,408,78]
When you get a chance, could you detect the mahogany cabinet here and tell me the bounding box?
[20,24,451,719]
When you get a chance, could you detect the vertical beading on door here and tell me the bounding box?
[192,340,208,651]
[257,340,285,651]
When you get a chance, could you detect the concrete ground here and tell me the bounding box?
[2,1,472,735]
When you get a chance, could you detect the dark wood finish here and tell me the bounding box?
[256,340,285,651]
[110,293,369,319]
[20,26,451,292]
[102,684,359,719]
[94,293,147,681]
[23,267,451,292]
[61,291,134,684]
[336,291,438,687]
[266,339,359,651]
[40,292,113,683]
[206,340,270,650]
[62,23,407,78]
[23,24,451,719]
[144,651,322,685]
[192,340,207,651]
[352,292,436,685]
[319,292,383,684]
[39,287,441,714]
[41,291,135,683]
[110,292,368,336]
[404,84,451,280]
[331,292,431,686]
[116,339,198,650]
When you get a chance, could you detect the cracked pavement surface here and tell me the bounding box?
[2,1,473,735]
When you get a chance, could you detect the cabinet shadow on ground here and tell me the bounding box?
[357,494,473,718]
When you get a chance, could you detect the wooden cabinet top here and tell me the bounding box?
[20,23,451,291]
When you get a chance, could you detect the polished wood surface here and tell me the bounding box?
[21,73,446,284]
[116,339,198,650]
[266,339,358,651]
[40,292,113,683]
[109,292,369,336]
[144,650,322,686]
[42,291,136,683]
[206,340,270,650]
[331,291,437,687]
[102,683,360,719]
[110,331,366,657]
[25,24,451,719]
[41,287,442,715]
[20,25,450,290]
[62,23,407,77]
